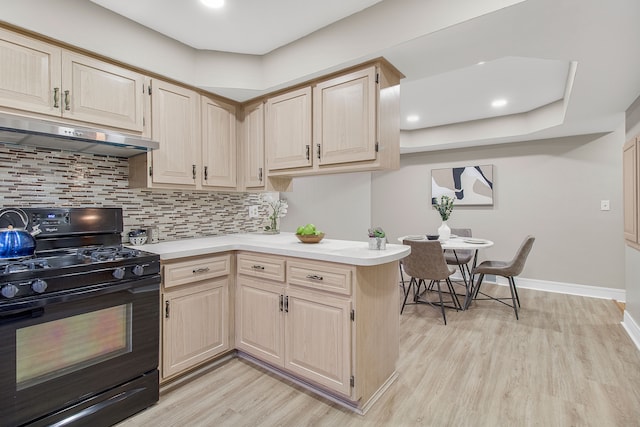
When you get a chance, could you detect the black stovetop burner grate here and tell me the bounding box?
[77,246,141,262]
[0,258,51,274]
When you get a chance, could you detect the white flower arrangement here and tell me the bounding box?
[261,193,288,233]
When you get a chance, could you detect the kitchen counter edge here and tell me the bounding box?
[129,233,410,266]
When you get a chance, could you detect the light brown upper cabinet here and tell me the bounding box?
[0,28,61,117]
[265,60,402,177]
[0,27,145,133]
[241,100,266,189]
[61,51,145,132]
[201,95,237,189]
[314,66,377,166]
[1,26,403,191]
[266,86,312,171]
[624,136,640,248]
[129,79,200,189]
[130,81,240,191]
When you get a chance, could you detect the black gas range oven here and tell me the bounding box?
[0,207,160,427]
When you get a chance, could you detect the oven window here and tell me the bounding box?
[16,304,132,390]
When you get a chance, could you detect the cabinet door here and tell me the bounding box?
[0,28,61,116]
[266,86,312,171]
[235,276,284,367]
[314,67,377,166]
[243,101,265,188]
[61,51,144,132]
[202,95,237,188]
[624,138,638,243]
[162,277,230,379]
[150,79,200,186]
[285,287,352,396]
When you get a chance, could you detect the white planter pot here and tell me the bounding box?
[438,221,451,241]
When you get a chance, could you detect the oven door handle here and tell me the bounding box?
[0,306,44,325]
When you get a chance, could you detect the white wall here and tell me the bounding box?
[279,172,372,242]
[372,127,626,289]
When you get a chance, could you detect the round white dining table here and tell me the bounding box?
[398,234,494,309]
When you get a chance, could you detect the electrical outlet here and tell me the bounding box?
[600,200,610,211]
[249,205,259,218]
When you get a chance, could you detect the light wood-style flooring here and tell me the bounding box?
[118,284,640,426]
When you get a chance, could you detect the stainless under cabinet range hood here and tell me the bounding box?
[0,112,159,157]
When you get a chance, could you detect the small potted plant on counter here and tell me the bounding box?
[368,226,387,250]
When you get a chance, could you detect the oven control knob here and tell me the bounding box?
[31,279,48,294]
[113,267,126,280]
[132,265,145,276]
[1,284,19,299]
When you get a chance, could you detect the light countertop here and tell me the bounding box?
[130,232,410,266]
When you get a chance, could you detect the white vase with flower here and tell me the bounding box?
[262,193,288,234]
[434,195,455,241]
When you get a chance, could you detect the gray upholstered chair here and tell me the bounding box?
[472,235,535,319]
[401,239,461,324]
[445,227,474,283]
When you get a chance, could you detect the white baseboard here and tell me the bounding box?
[486,275,626,302]
[622,311,640,352]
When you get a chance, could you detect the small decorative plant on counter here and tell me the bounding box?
[368,226,387,250]
[261,193,288,234]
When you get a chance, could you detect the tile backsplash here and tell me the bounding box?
[0,143,268,241]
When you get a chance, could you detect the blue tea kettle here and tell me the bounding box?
[0,208,41,259]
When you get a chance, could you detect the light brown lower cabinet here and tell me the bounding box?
[161,254,231,381]
[159,251,399,412]
[235,252,399,412]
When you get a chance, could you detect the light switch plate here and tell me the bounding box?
[600,200,610,211]
[249,205,259,218]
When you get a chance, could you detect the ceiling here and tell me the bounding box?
[89,0,385,55]
[88,0,640,152]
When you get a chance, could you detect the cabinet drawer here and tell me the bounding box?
[163,254,231,288]
[237,253,286,282]
[287,259,353,296]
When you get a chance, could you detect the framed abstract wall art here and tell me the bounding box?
[431,165,494,206]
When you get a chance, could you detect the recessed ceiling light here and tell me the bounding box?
[200,0,224,9]
[477,61,486,65]
[491,99,507,108]
[407,115,420,122]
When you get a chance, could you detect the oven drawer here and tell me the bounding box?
[163,254,231,288]
[287,259,353,295]
[237,252,286,282]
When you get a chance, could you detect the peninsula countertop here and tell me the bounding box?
[130,232,410,266]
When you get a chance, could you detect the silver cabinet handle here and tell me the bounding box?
[279,294,284,312]
[284,295,289,312]
[204,165,209,181]
[252,265,265,270]
[306,274,324,281]
[165,301,170,318]
[193,267,210,274]
[305,145,310,160]
[192,164,196,180]
[258,167,263,182]
[317,143,321,159]
[53,87,60,108]
[64,90,70,111]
